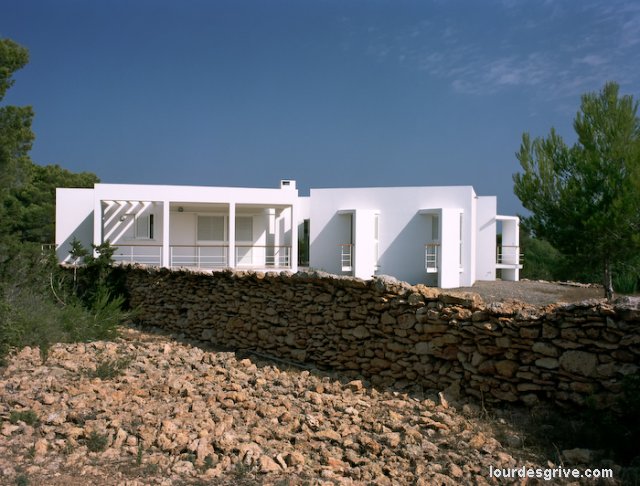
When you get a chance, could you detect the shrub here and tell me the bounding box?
[613,260,640,294]
[519,235,564,281]
[86,430,108,452]
[0,240,131,365]
[9,409,39,427]
[87,355,132,380]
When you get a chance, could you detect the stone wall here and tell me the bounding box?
[124,267,640,408]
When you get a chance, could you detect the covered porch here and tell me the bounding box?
[98,199,296,271]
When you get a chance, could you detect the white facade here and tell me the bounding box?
[55,180,521,288]
[56,180,299,272]
[308,185,520,288]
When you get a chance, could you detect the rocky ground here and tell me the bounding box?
[457,280,605,307]
[0,326,622,486]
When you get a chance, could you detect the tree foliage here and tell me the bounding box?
[0,38,33,196]
[514,82,640,298]
[0,38,99,263]
[2,163,99,243]
[0,37,126,364]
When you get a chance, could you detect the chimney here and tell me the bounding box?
[280,180,296,190]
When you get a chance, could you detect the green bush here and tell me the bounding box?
[85,430,108,452]
[87,355,132,380]
[0,240,131,364]
[9,409,39,426]
[613,260,640,294]
[519,236,564,281]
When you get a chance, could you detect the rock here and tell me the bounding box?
[352,326,371,339]
[559,351,597,377]
[33,439,48,456]
[414,342,431,355]
[238,442,263,465]
[448,463,464,478]
[258,455,281,473]
[532,342,558,357]
[347,379,364,392]
[468,433,485,449]
[1,424,19,437]
[438,392,449,409]
[315,429,342,443]
[562,448,593,464]
[519,327,540,339]
[495,360,519,378]
[535,357,559,369]
[285,451,305,466]
[382,432,401,448]
[40,393,56,405]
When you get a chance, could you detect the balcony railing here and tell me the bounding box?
[109,244,292,269]
[496,245,523,267]
[340,244,353,271]
[235,245,291,268]
[425,243,439,273]
[170,245,228,268]
[112,244,162,266]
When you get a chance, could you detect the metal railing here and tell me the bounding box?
[235,245,291,268]
[41,243,56,254]
[112,244,162,265]
[425,243,439,273]
[340,244,353,271]
[108,244,292,269]
[496,245,523,265]
[170,245,228,268]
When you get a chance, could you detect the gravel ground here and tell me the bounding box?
[455,279,605,307]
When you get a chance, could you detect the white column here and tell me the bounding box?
[352,210,377,280]
[439,208,463,289]
[290,204,298,272]
[162,201,170,268]
[228,202,236,268]
[93,197,102,256]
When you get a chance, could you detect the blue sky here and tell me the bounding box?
[2,0,639,215]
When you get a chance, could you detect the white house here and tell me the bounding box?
[55,180,521,288]
[56,180,300,272]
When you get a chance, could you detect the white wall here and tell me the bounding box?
[310,186,476,286]
[438,208,463,288]
[105,201,163,245]
[170,212,196,245]
[353,209,378,280]
[476,196,497,281]
[55,188,95,262]
[93,183,299,207]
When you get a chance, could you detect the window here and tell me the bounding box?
[431,214,439,241]
[135,214,154,239]
[197,215,225,241]
[235,216,253,242]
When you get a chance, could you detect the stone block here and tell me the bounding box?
[495,360,519,378]
[535,357,559,369]
[531,342,558,357]
[559,350,597,377]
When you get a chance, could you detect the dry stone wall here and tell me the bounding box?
[124,267,640,408]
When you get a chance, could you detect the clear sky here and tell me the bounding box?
[2,0,639,215]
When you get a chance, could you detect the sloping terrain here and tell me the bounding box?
[0,327,566,486]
